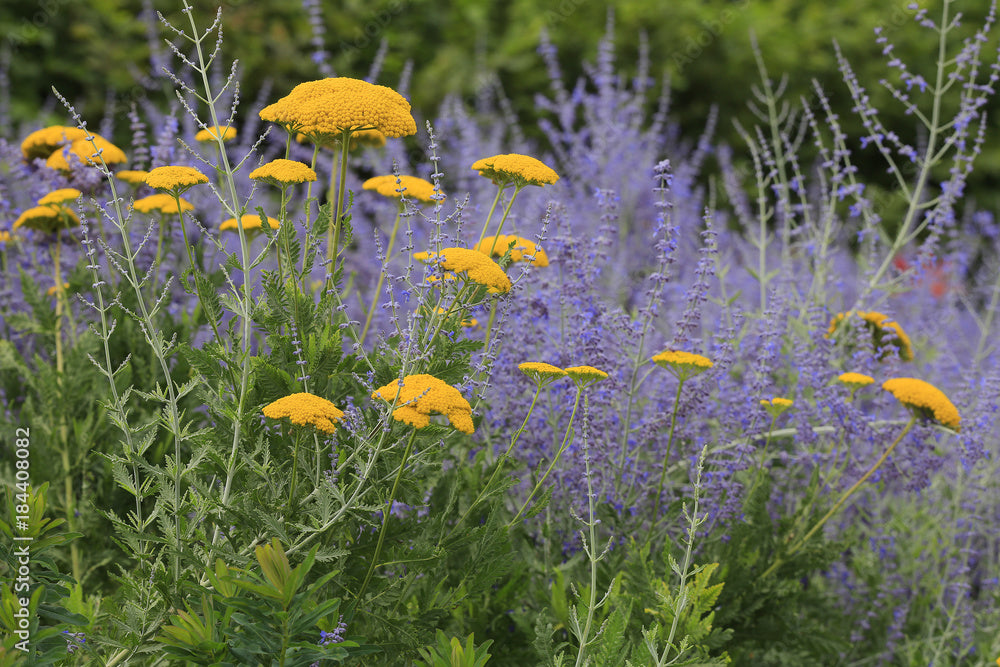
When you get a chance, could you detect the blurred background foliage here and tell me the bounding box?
[3,0,999,208]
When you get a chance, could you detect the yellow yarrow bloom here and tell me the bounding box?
[372,374,474,434]
[37,188,82,205]
[195,125,237,142]
[518,362,568,386]
[564,365,608,387]
[260,77,417,140]
[827,311,914,362]
[45,135,127,170]
[13,206,79,234]
[837,372,875,388]
[116,169,150,185]
[221,214,281,233]
[760,397,794,417]
[133,194,194,214]
[433,247,512,294]
[652,350,714,381]
[476,235,549,266]
[145,165,210,193]
[262,392,345,434]
[0,231,12,245]
[882,378,961,431]
[362,175,438,203]
[20,125,87,160]
[249,159,318,186]
[471,153,559,187]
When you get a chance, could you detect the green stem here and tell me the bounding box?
[475,185,506,246]
[360,202,403,346]
[651,380,685,523]
[327,130,352,270]
[760,416,916,579]
[509,386,582,528]
[355,429,419,606]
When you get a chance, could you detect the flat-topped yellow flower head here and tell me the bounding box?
[133,194,194,214]
[882,377,961,431]
[116,170,150,185]
[260,77,417,140]
[518,362,568,387]
[372,374,474,433]
[45,135,127,170]
[476,235,549,266]
[145,166,210,194]
[564,365,608,388]
[221,214,281,234]
[195,125,237,142]
[827,311,914,362]
[21,125,88,160]
[471,153,559,187]
[362,175,439,203]
[249,159,318,187]
[262,392,345,434]
[652,350,714,381]
[13,205,79,234]
[37,188,82,205]
[433,247,512,294]
[838,371,876,400]
[760,397,794,417]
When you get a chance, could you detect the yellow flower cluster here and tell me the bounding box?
[564,365,609,385]
[433,247,512,294]
[471,153,559,187]
[116,170,150,185]
[761,397,794,408]
[518,362,567,379]
[475,235,549,266]
[45,135,127,171]
[221,214,281,233]
[837,372,875,388]
[37,188,82,205]
[262,392,345,434]
[372,374,474,433]
[651,350,714,378]
[133,194,194,214]
[195,125,237,142]
[20,125,87,160]
[249,159,318,186]
[13,206,79,233]
[260,77,417,139]
[882,377,961,430]
[144,166,210,191]
[362,175,438,203]
[827,311,914,362]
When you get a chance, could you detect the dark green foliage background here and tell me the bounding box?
[5,1,999,209]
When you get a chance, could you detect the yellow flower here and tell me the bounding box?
[471,153,559,187]
[432,247,512,294]
[564,365,608,387]
[195,125,237,142]
[0,231,12,245]
[476,235,549,266]
[133,194,194,214]
[144,166,210,194]
[47,282,70,297]
[13,206,79,234]
[37,188,82,205]
[20,125,87,160]
[116,170,150,185]
[837,372,875,389]
[260,77,417,140]
[262,392,345,434]
[651,350,714,381]
[221,214,281,233]
[372,374,474,434]
[248,159,318,186]
[882,378,961,431]
[518,362,568,385]
[827,311,914,362]
[44,135,127,170]
[362,175,439,203]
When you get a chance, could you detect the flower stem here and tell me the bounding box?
[760,416,916,579]
[360,202,403,347]
[651,379,685,524]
